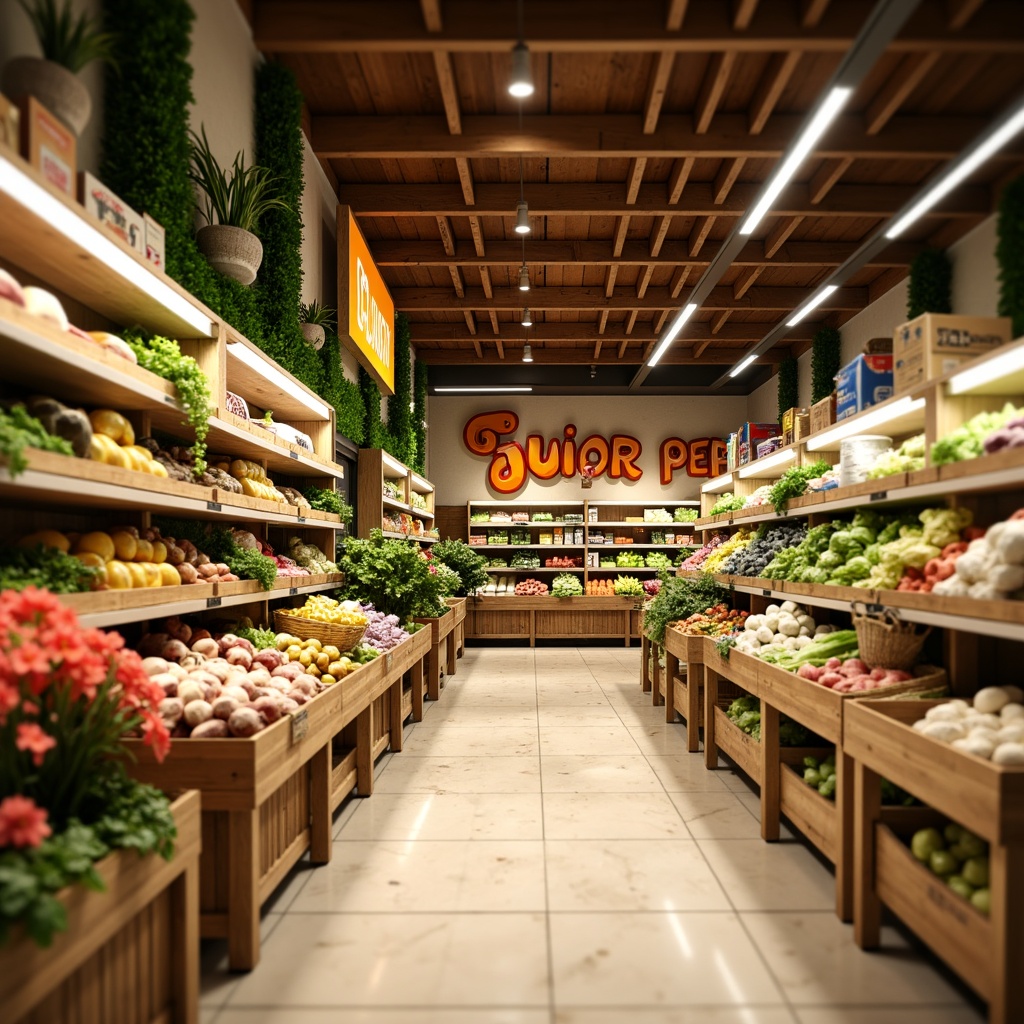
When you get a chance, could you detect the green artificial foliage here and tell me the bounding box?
[433,539,489,596]
[360,366,389,450]
[319,335,366,444]
[19,0,118,72]
[413,359,428,473]
[776,356,799,422]
[997,174,1024,338]
[387,314,414,464]
[811,326,841,405]
[907,248,952,319]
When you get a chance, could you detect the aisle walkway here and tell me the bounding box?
[201,647,983,1024]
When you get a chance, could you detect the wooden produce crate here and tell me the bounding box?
[703,664,764,788]
[124,667,375,970]
[779,750,841,863]
[413,608,457,700]
[662,626,706,749]
[446,596,467,673]
[846,698,1024,1024]
[3,791,201,1024]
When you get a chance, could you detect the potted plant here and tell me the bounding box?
[2,0,117,135]
[299,299,336,351]
[188,125,291,286]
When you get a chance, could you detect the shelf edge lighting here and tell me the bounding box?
[434,386,533,393]
[728,353,758,378]
[226,343,331,419]
[739,86,852,236]
[701,472,734,493]
[787,284,838,327]
[0,155,214,338]
[948,344,1024,394]
[805,396,926,451]
[737,447,796,477]
[410,474,433,492]
[380,450,407,476]
[647,302,698,367]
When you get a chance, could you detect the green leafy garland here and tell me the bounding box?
[810,326,841,405]
[776,356,799,422]
[907,248,952,319]
[413,359,428,473]
[997,174,1024,338]
[320,333,365,444]
[387,314,413,465]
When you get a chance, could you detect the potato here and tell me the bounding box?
[177,680,205,706]
[141,656,170,677]
[226,647,252,669]
[251,695,282,723]
[158,697,184,726]
[212,696,240,720]
[162,638,189,662]
[228,706,265,737]
[191,637,220,659]
[190,719,229,738]
[183,699,213,727]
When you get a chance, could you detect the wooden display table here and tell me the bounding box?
[846,698,1024,1024]
[661,626,706,747]
[3,791,201,1024]
[467,594,641,647]
[413,608,457,699]
[447,597,467,671]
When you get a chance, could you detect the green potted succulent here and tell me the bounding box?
[299,299,336,351]
[3,0,117,135]
[188,125,291,286]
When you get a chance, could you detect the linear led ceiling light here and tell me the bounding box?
[948,341,1024,394]
[521,307,533,327]
[522,343,533,362]
[434,386,534,393]
[647,302,698,367]
[787,284,839,327]
[701,472,734,493]
[737,447,796,477]
[728,353,758,378]
[739,86,852,236]
[806,396,926,451]
[226,343,331,418]
[887,99,1024,238]
[0,156,213,337]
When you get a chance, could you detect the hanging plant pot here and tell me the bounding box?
[2,57,92,135]
[300,322,326,350]
[196,224,263,285]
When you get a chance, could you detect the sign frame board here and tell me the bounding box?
[338,205,395,395]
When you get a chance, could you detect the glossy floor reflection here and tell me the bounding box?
[202,646,985,1024]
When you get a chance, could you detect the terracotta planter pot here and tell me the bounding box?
[301,322,326,350]
[2,56,92,135]
[196,224,263,285]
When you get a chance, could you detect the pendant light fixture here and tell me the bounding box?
[522,343,533,362]
[518,262,530,291]
[514,152,530,234]
[521,307,533,327]
[508,0,534,98]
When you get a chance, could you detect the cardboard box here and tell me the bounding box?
[756,437,783,460]
[78,171,145,255]
[144,213,165,271]
[781,406,808,446]
[836,354,893,420]
[893,314,1012,394]
[784,411,810,446]
[19,96,75,197]
[809,394,836,434]
[737,422,781,465]
[865,336,893,354]
[0,93,18,153]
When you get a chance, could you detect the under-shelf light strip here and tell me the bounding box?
[805,396,925,451]
[948,343,1024,395]
[226,343,330,418]
[737,447,796,478]
[701,472,734,493]
[410,473,433,493]
[0,156,213,337]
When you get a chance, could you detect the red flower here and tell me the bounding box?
[0,795,52,848]
[15,722,56,766]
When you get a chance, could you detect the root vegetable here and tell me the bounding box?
[272,663,303,681]
[218,633,240,653]
[254,649,283,670]
[191,637,219,658]
[149,672,179,693]
[222,685,250,703]
[212,696,240,720]
[142,657,170,676]
[176,563,198,584]
[251,696,282,722]
[159,697,184,726]
[228,707,264,737]
[184,700,213,727]
[922,721,966,743]
[226,647,252,669]
[190,719,229,738]
[993,742,1024,765]
[162,639,189,662]
[177,680,205,706]
[974,687,1012,714]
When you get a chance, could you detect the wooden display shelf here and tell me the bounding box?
[478,544,586,550]
[412,609,458,700]
[211,412,342,479]
[381,529,438,543]
[662,626,706,747]
[216,573,344,601]
[779,753,840,863]
[3,790,201,1024]
[467,594,641,647]
[224,332,330,423]
[474,519,581,527]
[447,597,467,676]
[212,488,301,523]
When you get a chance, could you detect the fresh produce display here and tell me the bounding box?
[911,686,1024,764]
[23,396,91,457]
[741,484,773,508]
[732,601,833,657]
[725,695,811,745]
[430,561,462,596]
[866,434,926,478]
[433,539,490,595]
[679,533,726,570]
[221,459,285,502]
[0,543,100,593]
[983,412,1024,455]
[932,402,1022,465]
[793,656,916,694]
[642,578,662,597]
[673,507,698,523]
[469,511,491,523]
[909,823,990,914]
[382,480,401,500]
[282,593,368,627]
[514,578,549,595]
[756,628,859,670]
[157,518,278,590]
[642,507,673,523]
[286,535,338,573]
[673,603,748,637]
[488,557,508,567]
[645,551,672,569]
[586,578,617,595]
[510,552,541,569]
[643,573,728,645]
[85,409,167,477]
[551,572,584,598]
[615,551,645,568]
[933,510,1024,600]
[530,512,554,522]
[0,402,76,478]
[702,528,752,573]
[897,541,969,591]
[767,459,833,513]
[613,575,644,596]
[360,607,412,652]
[722,522,807,578]
[234,623,279,649]
[303,485,353,522]
[805,465,840,491]
[143,441,242,490]
[801,753,837,799]
[710,492,745,515]
[276,487,311,509]
[600,558,616,567]
[410,491,429,511]
[545,555,583,567]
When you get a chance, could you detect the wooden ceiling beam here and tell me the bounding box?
[809,156,853,203]
[598,310,609,333]
[636,265,655,298]
[626,310,639,333]
[667,156,695,203]
[865,53,942,135]
[336,179,993,218]
[416,345,792,366]
[392,282,866,310]
[711,309,732,334]
[692,339,712,358]
[463,311,477,334]
[618,339,629,359]
[948,0,985,29]
[733,264,764,299]
[670,265,690,298]
[489,311,500,334]
[432,51,461,134]
[456,159,476,205]
[613,216,631,257]
[644,52,676,134]
[689,215,715,257]
[472,338,483,358]
[479,265,493,299]
[594,339,603,358]
[713,157,746,204]
[605,265,619,298]
[666,0,689,30]
[764,215,803,258]
[256,1,1024,52]
[495,338,504,359]
[733,0,760,29]
[448,265,465,297]
[694,52,736,133]
[748,50,802,134]
[436,215,456,256]
[419,0,443,31]
[649,216,672,258]
[468,215,485,256]
[654,310,670,332]
[625,158,647,204]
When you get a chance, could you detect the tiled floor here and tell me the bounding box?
[201,647,985,1024]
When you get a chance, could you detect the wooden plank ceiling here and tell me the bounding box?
[245,0,1024,389]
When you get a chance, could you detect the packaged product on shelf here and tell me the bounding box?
[78,171,145,255]
[836,354,893,420]
[143,212,165,270]
[839,434,892,486]
[19,96,76,196]
[893,313,1011,394]
[0,91,17,151]
[809,394,836,433]
[736,422,781,465]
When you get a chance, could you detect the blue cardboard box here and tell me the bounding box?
[835,354,893,421]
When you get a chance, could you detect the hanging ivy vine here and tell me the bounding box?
[413,359,428,474]
[997,174,1024,339]
[907,248,952,319]
[776,357,799,422]
[810,326,841,405]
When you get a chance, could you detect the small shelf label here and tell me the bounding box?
[205,597,222,608]
[289,587,299,596]
[206,500,222,512]
[163,394,176,405]
[288,450,299,460]
[297,515,306,523]
[290,708,309,743]
[870,491,888,502]
[762,589,772,597]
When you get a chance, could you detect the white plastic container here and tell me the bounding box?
[839,435,892,487]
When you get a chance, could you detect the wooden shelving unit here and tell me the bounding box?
[358,448,438,542]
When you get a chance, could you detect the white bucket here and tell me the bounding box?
[840,435,892,487]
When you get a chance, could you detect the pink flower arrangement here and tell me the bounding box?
[0,587,170,848]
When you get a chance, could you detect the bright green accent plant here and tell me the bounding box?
[907,248,952,319]
[304,485,354,524]
[776,356,799,422]
[551,573,583,598]
[811,326,841,405]
[360,365,389,449]
[18,0,118,72]
[413,359,428,473]
[387,315,414,465]
[767,459,832,514]
[997,174,1024,338]
[642,573,728,646]
[433,539,489,596]
[299,300,336,327]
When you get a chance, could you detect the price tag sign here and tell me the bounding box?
[205,597,222,608]
[290,708,309,743]
[289,587,299,596]
[762,589,772,598]
[870,491,888,502]
[297,515,306,523]
[206,500,222,512]
[289,450,299,460]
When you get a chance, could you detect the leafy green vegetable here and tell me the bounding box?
[0,405,75,478]
[710,492,745,515]
[673,507,698,523]
[551,572,583,598]
[0,545,99,593]
[931,403,1021,466]
[433,539,490,596]
[235,625,278,649]
[303,486,354,523]
[613,575,644,596]
[154,518,276,589]
[767,460,832,514]
[642,573,727,645]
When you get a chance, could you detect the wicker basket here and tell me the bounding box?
[274,610,366,652]
[852,604,931,671]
